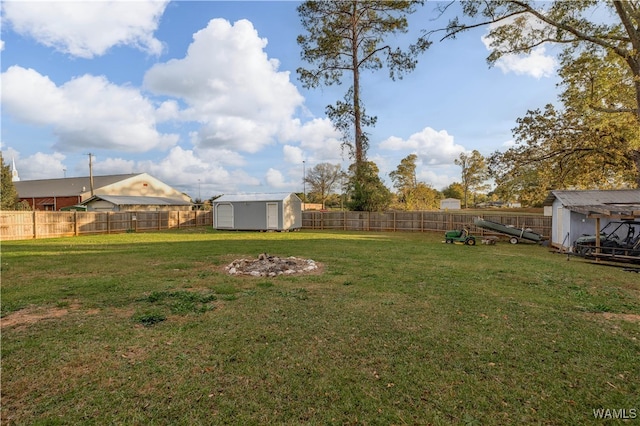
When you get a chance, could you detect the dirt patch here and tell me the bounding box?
[596,312,640,323]
[225,253,321,277]
[1,303,99,329]
[2,306,72,329]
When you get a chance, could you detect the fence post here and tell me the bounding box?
[33,211,37,239]
[74,211,78,236]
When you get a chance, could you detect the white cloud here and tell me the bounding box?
[0,39,4,51]
[144,18,304,153]
[492,46,556,79]
[265,167,302,190]
[379,127,466,165]
[12,151,68,180]
[133,146,260,196]
[417,167,459,191]
[1,66,179,152]
[2,0,167,58]
[481,15,556,79]
[194,145,247,168]
[92,157,136,175]
[293,118,344,163]
[283,145,304,164]
[265,168,289,188]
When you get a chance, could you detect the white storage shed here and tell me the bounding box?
[543,189,640,250]
[213,192,302,231]
[440,198,461,210]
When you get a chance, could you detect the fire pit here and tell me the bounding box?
[225,253,319,277]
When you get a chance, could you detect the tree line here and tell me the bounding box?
[302,152,491,211]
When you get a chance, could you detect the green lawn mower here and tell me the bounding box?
[444,228,476,245]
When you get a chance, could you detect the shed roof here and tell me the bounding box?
[81,195,191,206]
[215,192,299,203]
[544,189,640,218]
[15,174,143,197]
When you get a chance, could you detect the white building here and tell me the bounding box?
[543,189,640,250]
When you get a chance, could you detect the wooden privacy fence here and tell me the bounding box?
[302,210,551,239]
[1,210,550,241]
[0,210,213,241]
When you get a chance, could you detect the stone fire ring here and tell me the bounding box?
[225,253,319,277]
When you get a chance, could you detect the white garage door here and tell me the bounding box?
[216,203,233,228]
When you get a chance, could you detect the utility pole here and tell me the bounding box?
[86,153,94,196]
[302,160,306,211]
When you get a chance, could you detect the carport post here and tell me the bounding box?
[595,217,601,256]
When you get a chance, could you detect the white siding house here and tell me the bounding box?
[544,189,640,250]
[213,193,302,231]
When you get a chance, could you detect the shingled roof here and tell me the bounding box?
[81,195,191,207]
[14,174,142,198]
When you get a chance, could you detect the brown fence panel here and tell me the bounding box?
[35,212,75,239]
[301,210,551,239]
[0,210,214,240]
[1,210,549,241]
[0,211,34,240]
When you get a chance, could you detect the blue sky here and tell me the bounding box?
[1,1,562,200]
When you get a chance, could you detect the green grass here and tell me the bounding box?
[1,228,639,425]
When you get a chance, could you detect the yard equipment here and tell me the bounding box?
[444,228,476,245]
[473,217,542,244]
[573,220,640,258]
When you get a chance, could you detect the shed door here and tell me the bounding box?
[556,206,564,247]
[266,203,279,229]
[216,203,233,228]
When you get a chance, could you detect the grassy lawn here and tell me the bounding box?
[1,228,639,425]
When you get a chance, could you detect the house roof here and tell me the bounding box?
[544,189,640,218]
[81,195,191,206]
[214,192,300,203]
[15,174,143,197]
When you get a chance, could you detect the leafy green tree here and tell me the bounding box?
[489,104,635,205]
[389,154,417,201]
[434,0,640,182]
[389,154,441,210]
[346,161,392,211]
[304,163,344,209]
[441,182,464,200]
[1,154,20,210]
[455,150,489,208]
[297,0,430,165]
[488,49,638,205]
[404,182,441,210]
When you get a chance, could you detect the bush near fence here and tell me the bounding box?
[1,210,550,241]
